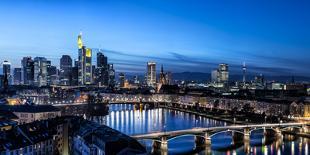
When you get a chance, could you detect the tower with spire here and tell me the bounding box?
[159,65,167,85]
[242,62,247,88]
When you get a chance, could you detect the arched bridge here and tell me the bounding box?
[131,122,309,151]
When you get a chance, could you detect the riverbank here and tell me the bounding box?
[159,105,247,125]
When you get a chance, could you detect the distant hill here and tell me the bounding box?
[171,72,310,82]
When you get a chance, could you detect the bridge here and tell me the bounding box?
[131,122,309,154]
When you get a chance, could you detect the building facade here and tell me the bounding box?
[146,62,156,87]
[78,34,92,85]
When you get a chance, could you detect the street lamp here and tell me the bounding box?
[265,116,267,124]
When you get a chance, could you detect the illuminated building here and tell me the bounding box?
[2,60,12,85]
[13,68,22,85]
[95,51,109,86]
[77,33,92,85]
[146,62,156,87]
[211,63,229,83]
[60,55,72,85]
[242,62,247,86]
[21,57,34,85]
[33,57,48,87]
[108,64,115,88]
[119,73,125,88]
[159,65,167,85]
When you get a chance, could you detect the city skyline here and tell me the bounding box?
[0,0,310,76]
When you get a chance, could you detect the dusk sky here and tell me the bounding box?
[0,0,309,76]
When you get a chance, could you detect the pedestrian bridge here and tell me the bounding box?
[131,122,309,152]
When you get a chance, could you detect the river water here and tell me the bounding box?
[89,104,309,155]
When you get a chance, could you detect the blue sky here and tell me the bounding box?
[0,0,309,76]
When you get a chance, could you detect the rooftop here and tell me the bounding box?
[0,105,60,113]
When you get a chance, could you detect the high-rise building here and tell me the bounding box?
[211,70,219,82]
[146,62,156,87]
[77,33,92,85]
[34,57,48,87]
[119,73,125,88]
[95,52,109,86]
[13,68,22,85]
[21,57,34,85]
[108,64,115,88]
[60,55,72,85]
[2,60,12,85]
[70,59,79,86]
[47,61,58,86]
[211,63,229,83]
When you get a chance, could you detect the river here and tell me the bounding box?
[88,104,309,155]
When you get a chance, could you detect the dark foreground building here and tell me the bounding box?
[0,116,146,155]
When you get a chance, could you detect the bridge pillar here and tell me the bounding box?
[262,127,267,135]
[152,137,168,150]
[243,128,250,141]
[301,125,309,133]
[204,132,211,146]
[152,137,168,155]
[195,135,205,148]
[275,127,282,138]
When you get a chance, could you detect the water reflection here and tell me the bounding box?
[89,104,309,155]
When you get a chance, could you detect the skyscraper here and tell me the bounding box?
[218,63,229,83]
[13,68,22,85]
[95,52,109,86]
[77,33,92,85]
[119,73,125,88]
[60,55,72,85]
[211,63,229,83]
[108,64,115,88]
[47,61,58,85]
[146,62,156,87]
[34,57,48,87]
[2,60,12,85]
[21,57,34,85]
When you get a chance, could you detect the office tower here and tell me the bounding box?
[212,63,229,83]
[2,60,12,85]
[147,62,156,87]
[95,52,109,86]
[159,65,167,85]
[33,57,48,87]
[108,64,115,88]
[70,59,79,86]
[21,57,34,85]
[211,70,219,82]
[47,65,58,85]
[218,64,229,82]
[77,33,92,85]
[242,62,246,85]
[60,55,72,85]
[97,52,108,68]
[13,68,22,85]
[254,74,264,86]
[119,73,125,88]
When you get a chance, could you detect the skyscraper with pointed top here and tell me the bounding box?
[78,33,92,85]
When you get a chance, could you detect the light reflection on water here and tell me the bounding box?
[89,104,309,155]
